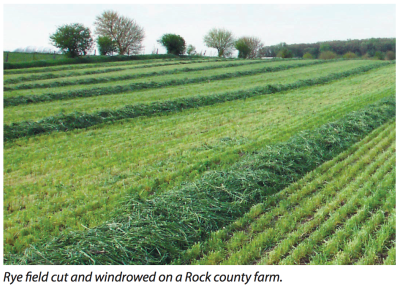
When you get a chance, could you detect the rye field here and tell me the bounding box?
[3,57,396,265]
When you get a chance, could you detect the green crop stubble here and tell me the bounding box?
[3,69,395,254]
[383,244,396,265]
[6,97,395,265]
[181,120,395,265]
[208,128,395,265]
[4,60,379,124]
[353,208,395,265]
[260,161,395,265]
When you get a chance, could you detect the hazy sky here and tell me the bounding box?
[3,4,396,56]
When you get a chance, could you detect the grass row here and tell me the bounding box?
[178,119,395,264]
[4,70,395,254]
[4,61,392,141]
[4,59,272,91]
[3,60,322,106]
[3,57,233,75]
[3,53,191,70]
[3,58,242,84]
[5,60,377,124]
[6,96,395,265]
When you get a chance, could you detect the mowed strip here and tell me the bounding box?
[180,120,395,265]
[4,59,263,89]
[6,98,395,265]
[3,57,225,76]
[3,68,395,254]
[4,60,381,124]
[3,62,392,141]
[3,60,316,100]
[4,58,235,84]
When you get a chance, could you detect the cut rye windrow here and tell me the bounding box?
[6,98,395,265]
[4,59,272,89]
[4,60,330,107]
[3,61,393,142]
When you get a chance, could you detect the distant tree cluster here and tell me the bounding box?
[49,10,145,58]
[260,38,396,59]
[49,12,394,60]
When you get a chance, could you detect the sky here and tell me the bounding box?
[3,4,396,56]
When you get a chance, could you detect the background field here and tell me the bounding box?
[3,57,396,264]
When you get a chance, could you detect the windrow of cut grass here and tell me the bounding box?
[4,59,276,91]
[177,119,395,265]
[3,58,241,84]
[4,70,394,255]
[6,97,395,265]
[3,60,323,106]
[5,60,378,124]
[3,54,197,71]
[3,57,235,76]
[4,61,393,141]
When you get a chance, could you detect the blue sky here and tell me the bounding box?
[3,4,396,55]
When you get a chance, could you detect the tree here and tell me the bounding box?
[319,51,337,59]
[97,36,117,55]
[94,10,145,55]
[235,36,263,59]
[235,38,251,58]
[343,52,357,59]
[385,51,395,60]
[204,28,235,57]
[319,43,332,53]
[158,34,186,55]
[277,48,293,58]
[303,52,313,59]
[186,44,196,55]
[374,51,384,60]
[49,23,94,58]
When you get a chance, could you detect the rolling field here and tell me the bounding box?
[3,57,396,264]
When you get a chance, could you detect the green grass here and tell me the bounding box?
[3,66,395,256]
[4,60,381,124]
[4,59,314,101]
[4,52,66,63]
[179,119,395,265]
[5,97,395,264]
[4,59,258,89]
[3,57,234,76]
[3,53,188,70]
[4,61,391,141]
[3,58,245,85]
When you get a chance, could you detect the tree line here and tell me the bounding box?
[260,38,396,60]
[49,10,263,59]
[49,10,395,60]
